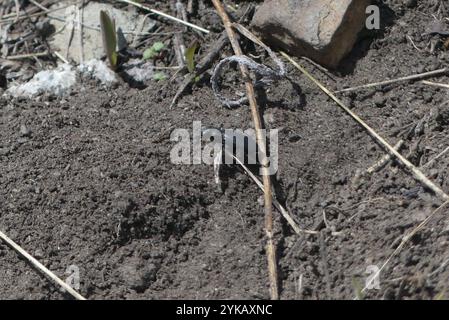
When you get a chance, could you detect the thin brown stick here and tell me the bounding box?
[360,200,449,296]
[336,68,448,93]
[0,4,73,25]
[53,51,69,64]
[282,52,449,202]
[173,1,186,68]
[230,154,318,236]
[406,35,423,52]
[28,0,49,12]
[366,140,404,174]
[1,0,51,19]
[0,229,86,300]
[211,0,279,300]
[422,80,449,89]
[421,146,449,169]
[6,52,49,60]
[0,0,72,24]
[78,0,84,65]
[116,0,209,34]
[13,0,21,22]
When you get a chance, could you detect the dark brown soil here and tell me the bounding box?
[1,0,449,300]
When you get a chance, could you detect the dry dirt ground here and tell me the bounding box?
[1,0,449,300]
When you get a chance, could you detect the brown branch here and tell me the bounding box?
[282,51,449,202]
[211,0,279,300]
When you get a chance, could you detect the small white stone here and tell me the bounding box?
[78,59,117,86]
[6,64,76,98]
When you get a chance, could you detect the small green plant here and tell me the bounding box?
[100,11,118,70]
[352,277,365,300]
[153,72,167,81]
[184,40,200,81]
[184,41,198,74]
[143,42,165,60]
[434,291,445,300]
[143,42,168,81]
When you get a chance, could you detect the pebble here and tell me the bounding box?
[19,124,32,137]
[34,249,44,259]
[373,95,386,107]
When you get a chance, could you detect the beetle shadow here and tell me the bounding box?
[256,79,307,112]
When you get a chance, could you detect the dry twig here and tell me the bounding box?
[53,51,69,64]
[360,200,449,296]
[366,140,404,174]
[78,1,84,65]
[6,51,49,60]
[336,68,448,93]
[230,154,317,236]
[0,229,86,300]
[0,4,72,25]
[422,80,449,89]
[116,0,209,34]
[282,52,449,202]
[212,0,279,300]
[13,0,20,22]
[173,0,187,68]
[421,146,449,169]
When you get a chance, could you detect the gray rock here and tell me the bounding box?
[252,0,371,68]
[122,59,155,83]
[78,59,117,86]
[49,1,155,64]
[20,124,32,137]
[6,64,76,98]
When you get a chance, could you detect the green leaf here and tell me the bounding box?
[100,11,118,69]
[184,41,198,74]
[143,48,155,60]
[153,72,167,81]
[143,42,165,60]
[152,42,165,52]
[352,277,365,300]
[434,291,445,300]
